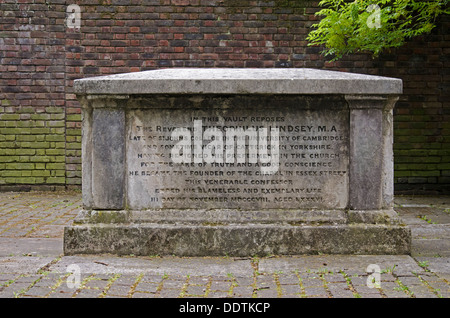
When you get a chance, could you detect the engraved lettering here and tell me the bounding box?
[170,120,280,175]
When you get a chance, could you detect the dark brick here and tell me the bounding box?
[170,40,189,47]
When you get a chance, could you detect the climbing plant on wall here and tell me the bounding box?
[307,0,450,60]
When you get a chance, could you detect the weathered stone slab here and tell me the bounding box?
[64,223,410,256]
[65,68,409,256]
[74,68,402,95]
[125,95,349,211]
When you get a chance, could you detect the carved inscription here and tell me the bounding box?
[126,108,349,210]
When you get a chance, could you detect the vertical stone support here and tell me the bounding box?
[80,96,93,209]
[346,95,398,210]
[81,96,127,210]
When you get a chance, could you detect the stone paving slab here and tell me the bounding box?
[395,196,450,265]
[0,256,56,275]
[48,255,255,277]
[0,191,449,299]
[0,238,62,257]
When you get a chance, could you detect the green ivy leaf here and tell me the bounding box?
[306,0,449,59]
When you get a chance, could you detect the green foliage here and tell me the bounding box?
[307,0,450,60]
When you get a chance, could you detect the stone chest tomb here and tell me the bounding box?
[64,68,411,256]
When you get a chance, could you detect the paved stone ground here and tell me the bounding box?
[0,191,449,299]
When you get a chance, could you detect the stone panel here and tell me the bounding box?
[126,96,349,210]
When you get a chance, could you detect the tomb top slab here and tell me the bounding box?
[74,68,402,96]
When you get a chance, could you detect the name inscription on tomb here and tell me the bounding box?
[126,108,349,210]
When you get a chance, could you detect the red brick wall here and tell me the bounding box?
[1,0,449,194]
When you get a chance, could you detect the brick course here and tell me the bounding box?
[0,0,449,193]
